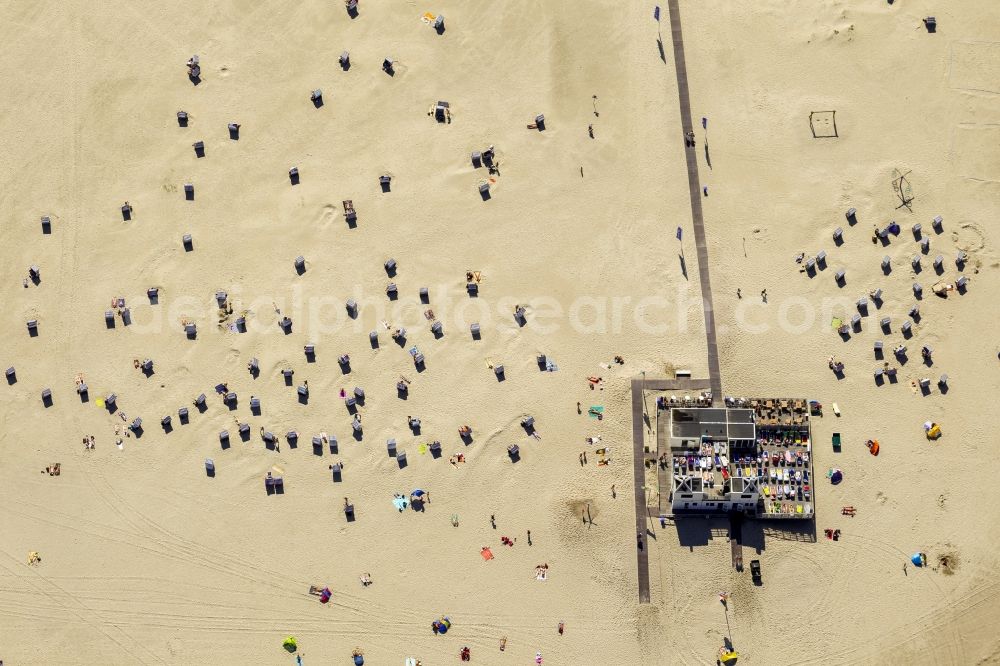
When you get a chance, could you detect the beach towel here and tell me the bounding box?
[481,547,494,561]
[588,406,604,419]
[393,496,408,511]
[418,443,427,455]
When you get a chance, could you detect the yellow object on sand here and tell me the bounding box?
[720,650,739,664]
[95,398,105,408]
[422,11,436,22]
[927,424,941,439]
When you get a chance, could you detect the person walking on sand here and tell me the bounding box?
[490,514,496,529]
[761,289,767,302]
[588,124,594,138]
[611,484,616,498]
[737,288,741,299]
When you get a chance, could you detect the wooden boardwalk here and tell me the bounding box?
[667,0,722,403]
[630,379,651,603]
[631,376,712,603]
[629,0,728,605]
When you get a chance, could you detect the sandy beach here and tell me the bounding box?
[1,1,998,664]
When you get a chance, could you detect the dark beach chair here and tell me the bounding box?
[385,258,397,275]
[41,388,52,405]
[311,89,323,107]
[472,151,482,168]
[431,321,443,337]
[340,51,350,69]
[346,299,358,317]
[289,167,299,185]
[228,123,240,139]
[205,458,215,476]
[193,141,205,157]
[471,322,481,339]
[41,215,51,233]
[467,283,478,296]
[105,310,115,328]
[177,111,189,127]
[387,439,397,456]
[434,101,449,122]
[183,234,193,251]
[184,183,194,200]
[185,323,197,338]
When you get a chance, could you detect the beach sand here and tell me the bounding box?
[1,1,998,664]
